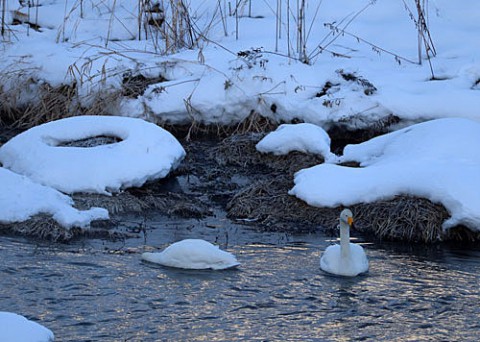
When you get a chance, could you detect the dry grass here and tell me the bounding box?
[351,196,449,242]
[217,132,475,243]
[0,80,122,129]
[0,215,83,242]
[75,187,211,218]
[0,81,74,128]
[0,214,136,242]
[231,110,278,135]
[73,192,151,215]
[226,176,458,243]
[227,176,340,233]
[0,182,212,242]
[219,132,339,232]
[0,126,478,243]
[211,131,324,174]
[159,110,278,142]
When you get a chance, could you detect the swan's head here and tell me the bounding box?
[340,208,353,227]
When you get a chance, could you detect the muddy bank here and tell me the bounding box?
[1,123,479,243]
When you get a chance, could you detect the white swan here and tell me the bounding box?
[320,209,369,277]
[141,239,240,270]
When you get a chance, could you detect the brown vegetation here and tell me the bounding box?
[0,81,121,129]
[0,107,477,243]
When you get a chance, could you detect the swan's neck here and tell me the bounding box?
[339,224,351,259]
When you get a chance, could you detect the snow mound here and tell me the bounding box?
[289,118,480,231]
[256,123,338,162]
[0,116,186,195]
[0,167,108,228]
[0,312,54,342]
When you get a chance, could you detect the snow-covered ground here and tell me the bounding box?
[281,118,480,231]
[0,115,185,228]
[1,1,479,127]
[0,166,108,228]
[0,1,479,233]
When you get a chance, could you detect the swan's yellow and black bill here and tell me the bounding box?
[347,217,353,226]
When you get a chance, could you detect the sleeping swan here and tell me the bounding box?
[141,239,240,270]
[320,209,369,277]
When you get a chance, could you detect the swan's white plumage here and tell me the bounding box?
[320,209,369,277]
[320,243,369,277]
[141,239,240,270]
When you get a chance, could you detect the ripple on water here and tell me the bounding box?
[1,220,480,341]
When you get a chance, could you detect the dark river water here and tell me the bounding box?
[1,212,480,342]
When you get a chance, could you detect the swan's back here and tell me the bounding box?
[142,239,240,270]
[320,243,368,277]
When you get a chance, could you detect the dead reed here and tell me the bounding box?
[138,0,198,53]
[351,196,448,242]
[0,181,212,242]
[1,215,82,242]
[226,176,463,243]
[0,78,122,129]
[227,176,340,233]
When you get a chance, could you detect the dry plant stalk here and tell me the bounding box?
[139,0,196,54]
[105,0,118,47]
[232,110,276,135]
[1,0,6,37]
[401,0,436,77]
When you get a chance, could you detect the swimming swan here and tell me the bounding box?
[320,209,369,277]
[141,239,240,270]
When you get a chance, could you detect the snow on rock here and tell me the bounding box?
[0,312,54,342]
[0,167,108,228]
[256,123,338,162]
[0,116,186,195]
[289,118,480,231]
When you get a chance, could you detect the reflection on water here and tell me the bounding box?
[1,213,480,341]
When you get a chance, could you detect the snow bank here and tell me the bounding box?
[0,116,185,195]
[2,1,479,128]
[289,118,480,231]
[1,0,480,238]
[0,167,108,228]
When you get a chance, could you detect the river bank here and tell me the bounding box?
[1,121,477,243]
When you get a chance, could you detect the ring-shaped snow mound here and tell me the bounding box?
[0,116,186,195]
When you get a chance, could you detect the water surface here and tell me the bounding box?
[1,213,479,341]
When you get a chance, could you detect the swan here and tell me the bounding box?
[320,209,369,277]
[141,239,240,270]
